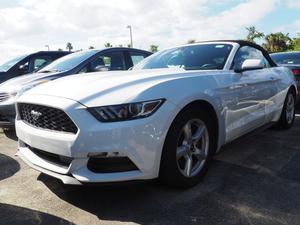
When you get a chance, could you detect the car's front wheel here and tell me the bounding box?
[159,106,215,188]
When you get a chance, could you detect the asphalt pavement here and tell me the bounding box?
[0,110,300,225]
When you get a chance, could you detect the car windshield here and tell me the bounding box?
[133,44,233,71]
[39,50,98,73]
[271,52,300,65]
[0,55,28,72]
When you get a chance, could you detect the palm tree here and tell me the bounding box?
[291,37,300,51]
[263,32,292,52]
[187,39,196,44]
[66,42,73,52]
[104,43,112,48]
[149,45,159,53]
[245,26,264,43]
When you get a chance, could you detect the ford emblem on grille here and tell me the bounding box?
[30,110,42,121]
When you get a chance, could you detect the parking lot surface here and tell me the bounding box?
[0,110,300,225]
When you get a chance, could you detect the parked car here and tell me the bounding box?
[270,51,300,98]
[16,41,296,188]
[0,51,70,84]
[0,47,151,128]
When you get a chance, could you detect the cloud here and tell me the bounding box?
[0,0,277,63]
[285,0,300,9]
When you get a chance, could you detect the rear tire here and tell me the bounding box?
[159,106,216,188]
[275,89,296,130]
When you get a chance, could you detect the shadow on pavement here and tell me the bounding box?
[0,153,20,181]
[40,140,300,225]
[0,203,74,225]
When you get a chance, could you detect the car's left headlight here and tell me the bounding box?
[88,99,165,122]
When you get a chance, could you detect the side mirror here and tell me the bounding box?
[234,59,264,73]
[94,65,109,72]
[18,64,29,73]
[19,64,28,70]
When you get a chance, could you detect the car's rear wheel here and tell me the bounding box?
[159,106,215,188]
[276,89,296,129]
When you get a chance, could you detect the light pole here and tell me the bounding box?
[126,25,133,48]
[45,45,50,51]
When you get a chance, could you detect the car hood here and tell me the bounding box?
[25,68,223,107]
[0,72,61,93]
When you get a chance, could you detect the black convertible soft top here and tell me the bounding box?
[198,40,277,67]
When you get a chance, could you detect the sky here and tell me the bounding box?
[0,0,299,63]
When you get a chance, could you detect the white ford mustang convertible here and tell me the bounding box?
[16,41,297,188]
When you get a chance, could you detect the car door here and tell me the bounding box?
[225,46,277,142]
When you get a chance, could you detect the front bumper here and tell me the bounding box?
[16,94,178,185]
[0,103,15,128]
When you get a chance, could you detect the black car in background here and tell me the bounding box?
[0,47,152,128]
[0,51,71,84]
[270,51,300,98]
[38,47,151,75]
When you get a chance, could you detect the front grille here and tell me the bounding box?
[26,144,73,168]
[18,103,78,134]
[0,92,10,102]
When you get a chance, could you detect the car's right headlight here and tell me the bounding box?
[88,99,165,122]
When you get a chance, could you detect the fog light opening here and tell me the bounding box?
[87,156,138,173]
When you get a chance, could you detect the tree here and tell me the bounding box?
[290,34,300,51]
[127,44,131,48]
[66,42,73,52]
[187,39,196,44]
[291,38,300,51]
[57,48,63,51]
[149,45,159,53]
[245,26,264,43]
[89,46,95,49]
[262,32,292,52]
[104,42,112,48]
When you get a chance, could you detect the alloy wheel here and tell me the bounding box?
[176,119,209,178]
[286,93,295,124]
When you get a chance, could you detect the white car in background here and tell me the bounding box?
[16,41,297,188]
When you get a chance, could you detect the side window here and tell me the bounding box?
[30,56,52,72]
[232,46,270,69]
[79,52,126,74]
[130,52,147,65]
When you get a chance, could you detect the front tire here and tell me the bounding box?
[276,89,296,129]
[159,106,216,188]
